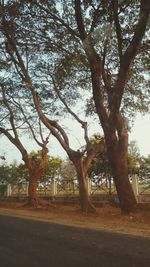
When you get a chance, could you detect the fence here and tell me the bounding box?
[0,175,150,202]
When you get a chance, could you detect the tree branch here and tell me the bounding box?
[122,0,150,74]
[30,88,72,152]
[0,126,29,163]
[1,85,18,139]
[11,97,45,148]
[112,0,123,62]
[2,20,73,153]
[89,3,101,34]
[51,75,89,144]
[75,0,87,41]
[112,0,150,113]
[83,149,95,174]
[32,0,80,39]
[2,18,31,83]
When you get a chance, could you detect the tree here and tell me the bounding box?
[138,155,150,183]
[0,3,103,212]
[29,83,101,213]
[73,0,150,213]
[0,164,11,184]
[88,135,113,195]
[61,159,76,181]
[88,138,141,196]
[28,0,149,212]
[0,83,50,206]
[30,152,63,184]
[0,161,29,185]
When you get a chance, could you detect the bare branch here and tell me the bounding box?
[51,75,89,144]
[0,113,9,123]
[39,119,51,146]
[30,88,71,152]
[1,85,18,139]
[14,100,44,147]
[0,125,29,163]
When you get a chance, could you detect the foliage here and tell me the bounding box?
[1,0,149,121]
[0,152,63,185]
[20,150,62,182]
[42,155,63,182]
[87,135,111,182]
[88,139,143,181]
[0,161,28,184]
[137,155,150,182]
[0,1,149,144]
[60,159,76,181]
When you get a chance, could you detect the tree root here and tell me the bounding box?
[81,203,97,214]
[24,197,54,208]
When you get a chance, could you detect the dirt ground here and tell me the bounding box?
[0,201,149,238]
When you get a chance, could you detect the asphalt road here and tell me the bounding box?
[0,214,150,267]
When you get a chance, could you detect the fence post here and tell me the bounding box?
[6,184,12,197]
[132,174,139,201]
[52,179,57,196]
[87,177,91,195]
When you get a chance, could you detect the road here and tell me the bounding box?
[0,214,150,267]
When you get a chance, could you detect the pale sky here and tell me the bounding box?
[129,114,150,157]
[0,113,150,165]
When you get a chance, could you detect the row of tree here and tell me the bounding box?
[0,141,150,194]
[0,0,149,213]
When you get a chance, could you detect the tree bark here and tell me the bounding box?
[25,149,49,207]
[27,175,49,207]
[28,177,39,206]
[77,171,96,213]
[70,151,96,213]
[27,170,51,207]
[106,117,137,213]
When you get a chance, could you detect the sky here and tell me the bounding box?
[129,114,150,156]
[0,113,150,165]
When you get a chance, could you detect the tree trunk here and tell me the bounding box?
[27,176,49,207]
[28,177,39,206]
[77,171,96,213]
[108,149,137,213]
[106,128,137,213]
[25,149,50,207]
[70,152,96,213]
